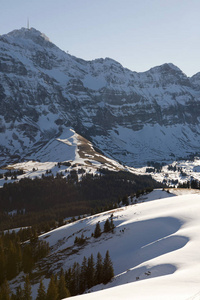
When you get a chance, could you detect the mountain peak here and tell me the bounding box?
[7,27,50,40]
[149,63,184,75]
[3,27,52,48]
[146,62,189,86]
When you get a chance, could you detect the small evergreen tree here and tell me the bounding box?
[79,256,87,293]
[95,252,103,285]
[58,269,70,299]
[36,279,46,300]
[110,216,115,233]
[94,222,101,238]
[87,254,95,289]
[0,279,11,300]
[22,244,34,273]
[70,262,80,296]
[103,250,114,284]
[65,267,72,293]
[46,275,59,300]
[104,219,111,233]
[122,195,129,206]
[6,241,18,280]
[23,275,32,300]
[0,241,6,284]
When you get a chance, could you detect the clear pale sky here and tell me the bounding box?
[0,0,199,77]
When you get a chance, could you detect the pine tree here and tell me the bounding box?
[6,241,18,280]
[87,254,95,289]
[36,279,46,300]
[22,244,34,273]
[79,256,87,293]
[110,216,115,233]
[103,250,114,284]
[46,275,59,300]
[23,274,32,300]
[30,228,38,246]
[95,252,103,285]
[0,279,11,300]
[94,222,101,238]
[104,219,111,233]
[58,269,70,299]
[70,262,80,296]
[65,267,72,293]
[0,240,6,284]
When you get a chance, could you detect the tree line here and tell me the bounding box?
[0,250,114,300]
[0,169,162,231]
[0,228,49,285]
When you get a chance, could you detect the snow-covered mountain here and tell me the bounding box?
[1,27,200,167]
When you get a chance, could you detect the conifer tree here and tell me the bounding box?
[6,241,18,280]
[94,222,101,238]
[22,244,34,273]
[15,242,22,274]
[65,267,72,293]
[70,262,80,296]
[95,252,103,285]
[58,269,70,299]
[23,274,32,300]
[80,256,87,293]
[36,279,46,300]
[0,279,11,300]
[30,228,38,246]
[46,275,59,300]
[103,250,114,284]
[104,218,111,233]
[0,240,5,284]
[87,254,95,289]
[110,216,115,233]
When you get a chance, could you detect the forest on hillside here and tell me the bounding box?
[0,169,163,231]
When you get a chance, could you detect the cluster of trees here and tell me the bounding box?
[146,162,165,172]
[0,275,32,300]
[65,250,114,296]
[0,250,114,299]
[178,179,200,189]
[0,169,162,231]
[168,165,178,172]
[0,228,49,285]
[0,272,69,300]
[74,215,115,245]
[167,165,188,176]
[93,215,115,238]
[146,167,155,173]
[74,233,86,246]
[0,169,24,180]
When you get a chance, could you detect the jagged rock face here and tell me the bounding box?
[1,27,200,167]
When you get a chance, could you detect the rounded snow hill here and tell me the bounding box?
[58,189,200,300]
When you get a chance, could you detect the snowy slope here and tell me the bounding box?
[0,127,127,187]
[61,190,200,300]
[129,157,200,187]
[19,189,200,300]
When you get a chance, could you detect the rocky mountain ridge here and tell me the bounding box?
[1,27,200,167]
